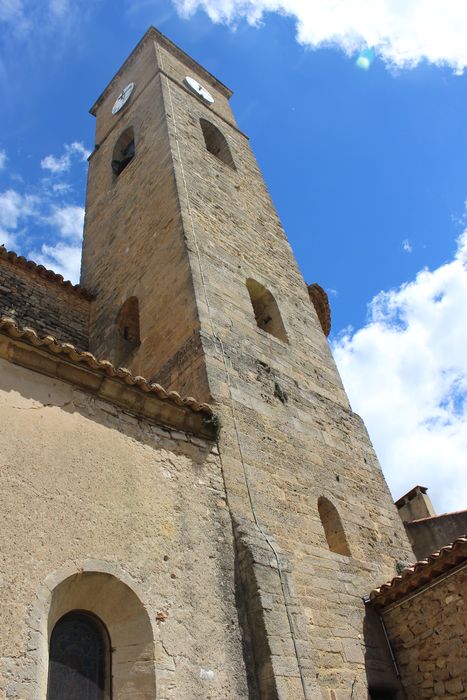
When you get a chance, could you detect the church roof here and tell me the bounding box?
[369,535,467,609]
[0,315,216,437]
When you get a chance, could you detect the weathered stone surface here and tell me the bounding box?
[0,255,90,350]
[382,568,467,700]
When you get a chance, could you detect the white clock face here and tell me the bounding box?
[112,82,135,115]
[184,76,214,104]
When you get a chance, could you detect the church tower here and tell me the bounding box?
[82,28,414,699]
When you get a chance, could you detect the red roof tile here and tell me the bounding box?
[370,535,467,609]
[0,316,213,417]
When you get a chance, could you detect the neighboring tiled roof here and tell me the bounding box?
[307,283,331,337]
[0,316,213,417]
[0,246,93,299]
[369,535,467,609]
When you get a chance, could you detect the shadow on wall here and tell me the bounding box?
[363,606,406,700]
[0,355,214,467]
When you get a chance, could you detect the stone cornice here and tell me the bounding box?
[0,317,216,439]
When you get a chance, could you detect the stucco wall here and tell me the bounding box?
[405,512,467,560]
[382,567,467,699]
[0,358,250,699]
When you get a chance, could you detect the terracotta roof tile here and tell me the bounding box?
[0,246,93,299]
[0,316,213,417]
[369,535,467,608]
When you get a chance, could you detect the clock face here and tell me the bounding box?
[184,76,214,104]
[112,82,135,115]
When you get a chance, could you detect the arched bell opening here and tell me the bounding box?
[111,127,135,178]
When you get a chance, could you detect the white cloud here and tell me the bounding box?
[0,0,24,23]
[49,205,84,241]
[0,0,94,36]
[333,231,467,514]
[0,0,30,35]
[403,239,413,253]
[40,154,69,174]
[0,189,83,282]
[0,138,88,281]
[33,241,81,282]
[41,141,90,174]
[0,227,17,249]
[0,189,38,230]
[48,0,70,19]
[0,149,6,170]
[26,204,84,281]
[51,182,72,194]
[173,0,467,72]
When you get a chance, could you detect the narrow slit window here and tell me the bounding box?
[112,126,135,177]
[246,278,288,343]
[200,118,236,169]
[47,611,111,700]
[318,497,351,556]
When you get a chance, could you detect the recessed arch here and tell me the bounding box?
[318,496,351,556]
[115,296,141,365]
[116,296,140,347]
[111,126,135,177]
[45,571,157,699]
[200,118,236,169]
[246,278,288,343]
[307,283,331,337]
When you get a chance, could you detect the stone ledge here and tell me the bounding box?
[0,317,217,439]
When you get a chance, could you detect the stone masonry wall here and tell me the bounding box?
[405,511,467,560]
[382,567,467,699]
[81,29,415,699]
[82,37,209,396]
[0,257,90,350]
[155,36,416,699]
[0,357,251,699]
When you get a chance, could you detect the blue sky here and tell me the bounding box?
[1,0,467,513]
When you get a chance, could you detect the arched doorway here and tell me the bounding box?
[47,611,111,700]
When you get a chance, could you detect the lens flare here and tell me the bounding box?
[356,47,375,70]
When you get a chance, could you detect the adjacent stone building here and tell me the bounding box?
[2,26,462,700]
[370,536,467,699]
[395,485,467,560]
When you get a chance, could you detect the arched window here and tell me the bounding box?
[318,496,351,556]
[111,127,135,177]
[307,283,331,337]
[47,611,110,700]
[246,278,288,343]
[116,296,140,348]
[200,118,236,169]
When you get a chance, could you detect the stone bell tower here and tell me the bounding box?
[82,28,414,700]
